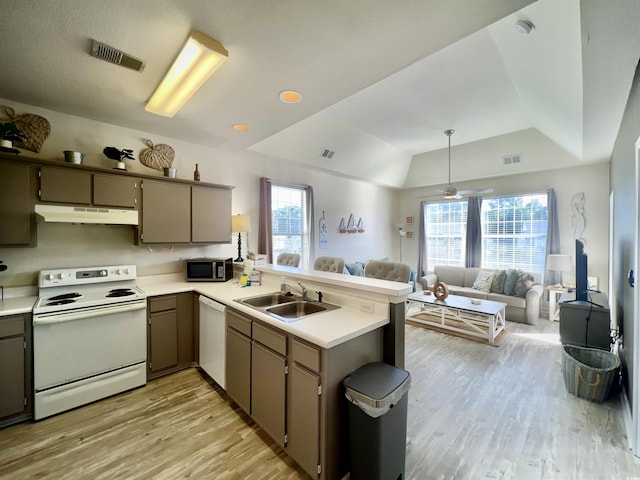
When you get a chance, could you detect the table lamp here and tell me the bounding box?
[547,254,573,287]
[231,214,251,262]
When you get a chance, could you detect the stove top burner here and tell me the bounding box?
[46,299,77,306]
[107,288,136,298]
[49,292,82,301]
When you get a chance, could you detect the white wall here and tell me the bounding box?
[398,162,610,293]
[0,99,398,287]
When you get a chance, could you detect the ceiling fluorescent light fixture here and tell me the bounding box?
[145,31,228,117]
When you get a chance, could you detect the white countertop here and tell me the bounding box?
[0,296,37,316]
[137,273,390,349]
[1,268,401,349]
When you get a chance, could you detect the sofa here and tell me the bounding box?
[419,265,543,325]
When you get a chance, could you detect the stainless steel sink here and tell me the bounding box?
[266,301,326,318]
[234,292,340,322]
[238,293,297,308]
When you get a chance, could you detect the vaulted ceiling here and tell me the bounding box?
[1,0,639,188]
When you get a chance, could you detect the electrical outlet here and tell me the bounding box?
[360,302,374,313]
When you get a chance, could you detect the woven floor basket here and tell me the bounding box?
[561,345,620,403]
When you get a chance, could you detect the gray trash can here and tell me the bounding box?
[344,362,411,480]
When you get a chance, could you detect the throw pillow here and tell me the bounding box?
[472,270,495,293]
[503,268,519,295]
[490,270,506,293]
[345,262,365,276]
[514,270,535,297]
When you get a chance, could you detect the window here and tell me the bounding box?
[424,200,468,272]
[271,184,310,265]
[481,193,548,275]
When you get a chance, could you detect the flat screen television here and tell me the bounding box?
[575,239,588,301]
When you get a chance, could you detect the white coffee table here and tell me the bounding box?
[406,291,507,344]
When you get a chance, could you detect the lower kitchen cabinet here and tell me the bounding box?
[225,309,252,413]
[288,361,321,476]
[288,338,322,477]
[0,313,32,428]
[251,322,287,446]
[225,307,384,479]
[147,293,195,380]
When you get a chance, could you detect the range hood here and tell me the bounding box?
[35,204,139,225]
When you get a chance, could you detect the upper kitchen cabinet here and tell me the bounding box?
[40,167,138,209]
[39,166,91,205]
[0,160,36,246]
[140,179,232,245]
[93,174,138,209]
[191,185,231,243]
[140,179,191,243]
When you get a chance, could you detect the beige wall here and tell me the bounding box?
[398,162,611,294]
[0,99,398,287]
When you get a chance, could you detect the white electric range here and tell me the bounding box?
[32,265,147,420]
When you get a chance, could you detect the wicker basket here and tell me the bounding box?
[139,139,174,171]
[4,106,50,153]
[561,345,620,403]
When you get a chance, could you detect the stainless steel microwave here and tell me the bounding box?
[186,257,233,282]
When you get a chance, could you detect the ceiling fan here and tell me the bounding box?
[416,129,493,200]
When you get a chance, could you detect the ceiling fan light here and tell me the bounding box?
[443,185,458,199]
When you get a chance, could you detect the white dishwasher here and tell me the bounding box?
[199,295,226,389]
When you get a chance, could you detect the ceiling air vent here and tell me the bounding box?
[503,154,522,165]
[320,148,335,159]
[90,40,145,72]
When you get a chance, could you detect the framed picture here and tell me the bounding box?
[406,231,413,239]
[588,276,599,291]
[406,216,414,225]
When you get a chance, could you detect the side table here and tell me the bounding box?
[547,285,566,321]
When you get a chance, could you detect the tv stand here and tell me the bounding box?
[559,291,611,350]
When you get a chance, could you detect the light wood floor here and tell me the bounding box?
[1,320,639,480]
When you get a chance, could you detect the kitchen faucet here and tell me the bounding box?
[281,280,323,302]
[280,280,309,300]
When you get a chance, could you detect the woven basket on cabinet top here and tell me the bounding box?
[4,106,50,153]
[139,139,175,171]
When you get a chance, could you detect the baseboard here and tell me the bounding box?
[621,382,634,452]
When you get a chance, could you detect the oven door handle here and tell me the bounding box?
[33,302,146,325]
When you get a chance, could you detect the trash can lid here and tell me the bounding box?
[344,362,411,409]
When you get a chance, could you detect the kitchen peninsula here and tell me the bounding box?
[138,264,411,480]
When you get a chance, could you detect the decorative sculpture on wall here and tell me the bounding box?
[319,211,328,249]
[571,192,586,243]
[337,213,365,234]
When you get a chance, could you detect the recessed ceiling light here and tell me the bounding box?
[279,90,302,103]
[233,124,249,132]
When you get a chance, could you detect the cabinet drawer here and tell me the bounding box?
[292,338,320,372]
[149,295,177,313]
[253,322,286,356]
[227,309,252,337]
[0,316,24,338]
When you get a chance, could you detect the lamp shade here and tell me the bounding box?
[231,214,251,233]
[547,254,573,272]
